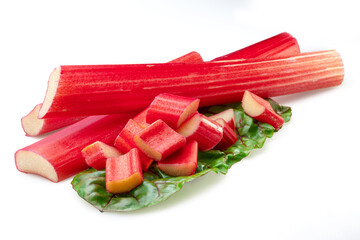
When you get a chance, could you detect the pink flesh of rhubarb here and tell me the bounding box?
[242,90,285,130]
[81,141,121,170]
[134,120,186,161]
[158,140,198,177]
[15,113,134,182]
[209,108,236,130]
[114,119,153,171]
[106,148,143,194]
[146,93,200,128]
[21,104,85,136]
[39,50,343,118]
[214,118,238,150]
[211,32,300,61]
[177,113,223,151]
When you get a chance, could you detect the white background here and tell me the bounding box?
[1,0,359,239]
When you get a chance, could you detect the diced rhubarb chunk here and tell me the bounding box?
[242,90,285,130]
[114,119,144,153]
[114,119,153,171]
[132,108,150,128]
[214,119,238,150]
[106,148,143,194]
[146,93,200,129]
[158,140,198,177]
[209,108,236,130]
[177,113,223,151]
[81,141,121,170]
[134,120,186,161]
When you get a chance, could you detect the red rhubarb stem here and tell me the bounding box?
[15,114,134,182]
[39,50,343,118]
[211,32,300,61]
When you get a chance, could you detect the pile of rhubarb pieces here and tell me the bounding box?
[15,32,344,210]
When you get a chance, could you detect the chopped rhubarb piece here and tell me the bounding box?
[38,50,343,118]
[209,108,236,130]
[81,141,121,170]
[114,119,143,153]
[106,148,143,194]
[212,32,300,61]
[177,113,223,151]
[15,113,133,182]
[21,104,85,136]
[214,118,238,150]
[134,120,186,161]
[132,108,150,128]
[114,119,153,171]
[146,93,200,128]
[168,51,203,63]
[158,140,198,177]
[242,90,285,130]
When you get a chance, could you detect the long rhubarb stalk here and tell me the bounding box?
[21,104,85,136]
[15,114,133,182]
[211,32,300,61]
[15,52,202,182]
[39,50,344,118]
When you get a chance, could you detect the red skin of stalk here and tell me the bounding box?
[39,50,344,118]
[211,32,300,61]
[158,140,198,177]
[134,120,186,161]
[177,113,224,151]
[209,108,236,130]
[15,113,134,182]
[146,93,200,129]
[114,119,153,171]
[214,118,238,150]
[106,148,143,194]
[21,104,85,136]
[242,90,285,130]
[81,141,121,170]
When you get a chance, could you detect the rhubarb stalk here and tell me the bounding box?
[39,50,344,118]
[211,32,300,61]
[15,113,134,182]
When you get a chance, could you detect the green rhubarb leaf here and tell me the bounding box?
[71,99,291,212]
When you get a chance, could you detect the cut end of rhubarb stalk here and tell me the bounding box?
[178,99,200,128]
[209,108,236,130]
[15,150,58,182]
[82,141,121,170]
[38,67,61,119]
[21,104,45,136]
[242,90,266,117]
[177,113,201,137]
[134,134,162,161]
[106,172,143,194]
